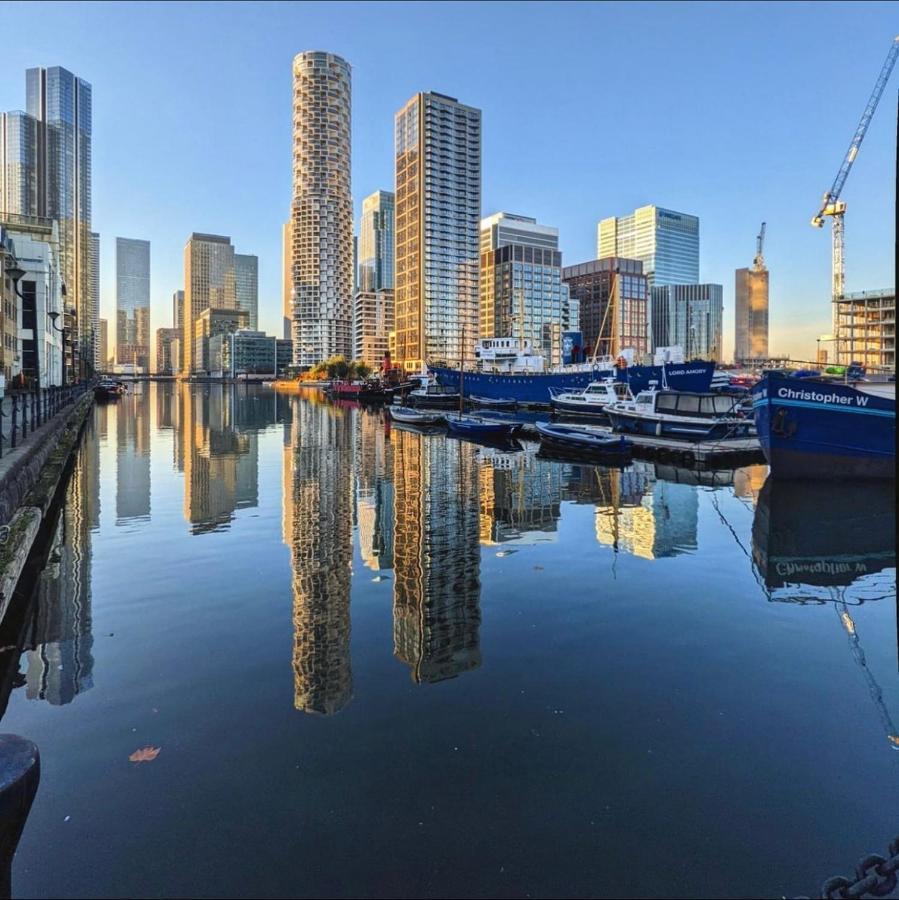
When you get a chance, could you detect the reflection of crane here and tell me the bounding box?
[753,222,766,271]
[811,36,899,355]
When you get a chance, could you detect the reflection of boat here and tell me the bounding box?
[606,390,753,441]
[549,379,634,417]
[388,406,445,425]
[535,422,633,459]
[752,477,896,589]
[446,414,518,441]
[751,373,895,480]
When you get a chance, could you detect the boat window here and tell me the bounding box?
[699,397,717,415]
[613,383,631,399]
[637,394,653,404]
[714,395,736,414]
[656,394,678,411]
[677,395,700,413]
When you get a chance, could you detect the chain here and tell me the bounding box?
[795,836,899,899]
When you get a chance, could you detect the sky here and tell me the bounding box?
[2,0,896,363]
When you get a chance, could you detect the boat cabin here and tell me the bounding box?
[652,391,741,418]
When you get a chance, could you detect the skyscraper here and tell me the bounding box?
[597,205,699,288]
[89,231,99,369]
[172,289,184,373]
[353,189,395,367]
[0,110,39,216]
[651,283,724,360]
[115,237,150,371]
[735,235,769,364]
[290,51,353,367]
[26,66,94,379]
[394,92,481,371]
[98,317,107,371]
[183,233,236,374]
[480,212,576,366]
[235,253,258,330]
[281,221,292,340]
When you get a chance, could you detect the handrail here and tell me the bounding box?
[0,381,92,459]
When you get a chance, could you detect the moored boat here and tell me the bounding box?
[549,379,634,417]
[605,390,753,441]
[470,395,517,409]
[750,373,895,479]
[535,421,633,458]
[445,414,519,441]
[388,405,445,425]
[94,379,124,400]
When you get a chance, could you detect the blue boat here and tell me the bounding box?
[445,414,519,441]
[535,422,633,458]
[751,373,895,480]
[430,360,715,407]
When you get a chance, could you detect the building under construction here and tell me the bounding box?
[833,287,895,369]
[734,223,769,365]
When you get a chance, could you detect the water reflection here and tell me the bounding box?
[115,384,151,523]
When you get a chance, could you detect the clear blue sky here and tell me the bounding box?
[2,0,895,361]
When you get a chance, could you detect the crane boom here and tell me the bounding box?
[812,35,899,226]
[754,221,766,270]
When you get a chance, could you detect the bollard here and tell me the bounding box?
[0,735,40,900]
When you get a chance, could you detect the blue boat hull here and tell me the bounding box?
[430,361,715,406]
[751,375,895,480]
[606,409,751,441]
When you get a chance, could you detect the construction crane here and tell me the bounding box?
[811,35,899,356]
[753,221,766,271]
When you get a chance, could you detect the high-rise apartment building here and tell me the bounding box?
[353,189,395,367]
[26,67,94,379]
[833,288,895,369]
[98,317,108,371]
[651,283,724,360]
[562,258,650,358]
[235,253,258,330]
[115,237,150,371]
[290,51,353,367]
[183,233,236,374]
[394,92,481,371]
[89,231,99,369]
[735,268,769,364]
[281,221,292,340]
[480,212,577,366]
[597,205,699,288]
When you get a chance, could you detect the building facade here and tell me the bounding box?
[281,221,292,340]
[597,205,699,288]
[290,51,353,368]
[183,233,236,374]
[235,253,258,331]
[98,317,108,371]
[562,257,649,358]
[480,212,577,366]
[172,289,184,373]
[0,111,40,217]
[734,267,769,364]
[116,237,150,371]
[651,283,724,360]
[156,327,179,375]
[89,232,99,370]
[834,288,895,370]
[193,306,248,375]
[394,92,481,371]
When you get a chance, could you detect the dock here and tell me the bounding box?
[517,421,765,468]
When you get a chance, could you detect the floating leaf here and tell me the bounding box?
[129,746,161,763]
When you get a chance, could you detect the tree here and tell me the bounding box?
[352,360,371,380]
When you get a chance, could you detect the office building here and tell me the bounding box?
[183,233,236,374]
[193,306,248,375]
[276,339,292,376]
[290,51,353,367]
[235,253,258,330]
[89,232,99,369]
[172,290,184,373]
[156,327,179,375]
[597,205,699,288]
[116,237,150,371]
[0,111,40,216]
[480,212,577,366]
[562,257,650,358]
[208,329,282,378]
[734,266,769,364]
[834,288,895,369]
[98,317,108,371]
[651,283,724,360]
[26,67,95,380]
[394,92,481,371]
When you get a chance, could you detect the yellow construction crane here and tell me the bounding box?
[811,35,899,358]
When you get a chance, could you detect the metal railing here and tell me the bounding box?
[0,381,91,459]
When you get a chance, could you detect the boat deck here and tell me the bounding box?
[519,422,764,468]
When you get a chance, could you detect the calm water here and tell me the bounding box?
[1,383,896,899]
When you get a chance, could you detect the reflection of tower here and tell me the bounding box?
[355,408,394,570]
[392,428,481,684]
[733,465,767,508]
[26,421,97,705]
[286,399,354,714]
[115,382,151,523]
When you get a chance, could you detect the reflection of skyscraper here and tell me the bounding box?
[26,421,97,705]
[392,428,481,683]
[356,408,394,570]
[286,399,354,714]
[115,383,151,523]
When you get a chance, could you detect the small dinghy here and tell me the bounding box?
[467,410,524,435]
[446,414,519,440]
[535,421,633,458]
[470,395,517,410]
[388,405,445,425]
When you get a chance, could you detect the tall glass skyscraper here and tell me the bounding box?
[26,66,94,378]
[89,232,99,369]
[0,111,40,215]
[480,212,577,366]
[651,283,724,361]
[394,92,481,371]
[353,190,395,367]
[597,205,699,288]
[116,237,150,371]
[235,253,258,330]
[290,51,353,368]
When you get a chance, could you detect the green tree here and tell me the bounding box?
[352,360,371,380]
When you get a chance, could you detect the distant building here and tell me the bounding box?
[156,327,179,375]
[480,212,576,366]
[834,288,894,369]
[354,190,395,368]
[735,268,769,363]
[276,338,293,376]
[291,51,353,367]
[89,233,99,370]
[394,92,481,371]
[172,289,184,373]
[98,318,108,372]
[0,111,40,216]
[116,237,150,371]
[281,221,292,340]
[651,283,724,360]
[597,205,699,288]
[235,253,258,330]
[562,258,649,358]
[193,306,248,375]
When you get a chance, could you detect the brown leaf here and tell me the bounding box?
[129,746,161,763]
